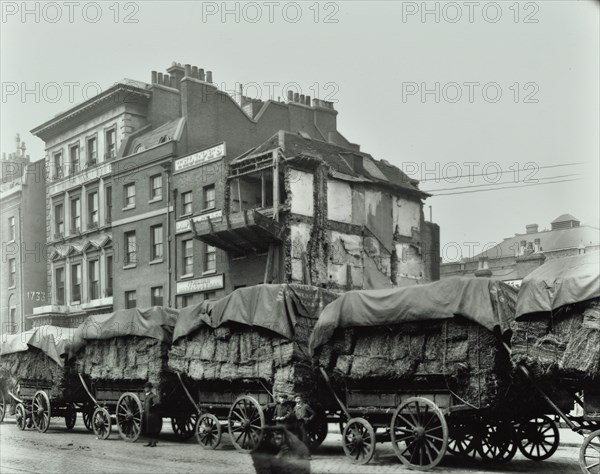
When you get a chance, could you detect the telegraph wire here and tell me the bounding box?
[423,173,581,193]
[430,177,582,197]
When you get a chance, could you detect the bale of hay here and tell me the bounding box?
[75,336,172,395]
[0,347,70,400]
[314,317,511,410]
[511,299,600,381]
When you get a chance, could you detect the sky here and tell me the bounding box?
[1,0,598,261]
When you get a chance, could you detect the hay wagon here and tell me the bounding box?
[510,253,600,474]
[0,326,92,433]
[309,277,523,470]
[71,307,197,442]
[169,284,338,453]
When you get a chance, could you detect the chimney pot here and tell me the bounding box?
[305,95,311,105]
[192,66,198,78]
[184,64,192,77]
[287,90,294,101]
[293,92,299,102]
[157,72,164,84]
[198,68,205,81]
[206,71,213,83]
[151,71,158,83]
[163,74,170,85]
[170,75,177,88]
[300,94,305,104]
[526,224,539,234]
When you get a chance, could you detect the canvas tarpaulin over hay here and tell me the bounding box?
[0,325,74,366]
[516,252,600,319]
[309,277,515,354]
[169,284,339,397]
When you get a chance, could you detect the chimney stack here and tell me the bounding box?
[166,62,185,88]
[163,74,170,86]
[192,66,198,78]
[293,92,299,102]
[300,94,305,104]
[198,68,205,81]
[305,95,311,106]
[526,224,539,234]
[184,64,192,77]
[287,90,294,102]
[206,71,213,83]
[157,72,164,84]
[151,71,158,83]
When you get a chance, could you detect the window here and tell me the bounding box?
[125,290,136,309]
[204,244,216,273]
[203,184,215,210]
[70,144,80,175]
[150,174,162,200]
[53,152,63,179]
[151,286,163,306]
[180,294,193,308]
[182,240,193,275]
[106,255,113,297]
[70,197,81,232]
[151,225,163,260]
[181,191,192,215]
[54,203,64,237]
[124,183,135,208]
[88,191,99,227]
[55,267,65,305]
[88,260,99,300]
[204,291,216,301]
[105,186,112,224]
[124,231,137,265]
[9,307,16,330]
[8,259,16,287]
[87,136,97,165]
[8,216,15,241]
[105,128,116,159]
[71,263,81,303]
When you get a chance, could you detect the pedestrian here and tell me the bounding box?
[293,395,315,451]
[268,394,294,427]
[143,381,161,447]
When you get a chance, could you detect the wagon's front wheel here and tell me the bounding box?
[93,407,112,440]
[228,396,265,453]
[580,429,600,474]
[196,413,222,449]
[516,415,560,461]
[171,413,198,440]
[342,417,376,465]
[15,403,27,430]
[32,390,51,433]
[307,411,328,450]
[448,418,478,458]
[116,392,142,442]
[82,405,94,432]
[477,419,517,463]
[391,396,449,470]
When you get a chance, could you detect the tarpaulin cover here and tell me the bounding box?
[516,252,600,320]
[0,325,74,366]
[67,307,179,357]
[173,284,339,343]
[309,277,517,354]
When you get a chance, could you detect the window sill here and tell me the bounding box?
[71,301,81,305]
[149,259,164,265]
[180,212,192,219]
[148,197,163,204]
[123,264,137,270]
[122,205,136,211]
[7,285,16,290]
[180,273,194,280]
[202,270,217,276]
[201,206,216,213]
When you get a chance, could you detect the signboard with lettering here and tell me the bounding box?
[173,143,226,174]
[176,274,224,295]
[175,210,223,234]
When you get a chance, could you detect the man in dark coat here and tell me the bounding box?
[143,381,161,447]
[293,395,315,451]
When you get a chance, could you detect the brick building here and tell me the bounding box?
[27,61,440,323]
[441,214,599,286]
[0,135,47,334]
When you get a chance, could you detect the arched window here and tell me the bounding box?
[159,135,171,144]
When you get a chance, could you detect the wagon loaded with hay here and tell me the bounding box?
[168,283,339,452]
[0,325,89,432]
[309,277,519,469]
[509,253,600,474]
[70,307,195,442]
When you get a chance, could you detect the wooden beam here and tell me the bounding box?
[273,153,279,222]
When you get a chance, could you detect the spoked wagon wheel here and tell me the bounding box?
[580,429,600,474]
[116,392,143,442]
[516,415,560,461]
[228,395,265,453]
[342,417,376,465]
[32,390,51,433]
[0,392,5,423]
[196,413,222,449]
[171,413,198,440]
[477,419,517,463]
[15,403,27,430]
[64,403,77,430]
[390,396,449,470]
[447,418,478,458]
[82,405,94,432]
[93,407,112,440]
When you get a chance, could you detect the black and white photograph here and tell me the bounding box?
[0,1,599,473]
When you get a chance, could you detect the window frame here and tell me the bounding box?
[55,266,65,305]
[125,290,137,309]
[86,134,98,166]
[87,190,99,228]
[123,183,136,209]
[53,151,64,179]
[71,262,82,304]
[88,259,100,300]
[182,239,194,276]
[149,174,163,201]
[150,224,164,261]
[54,202,65,237]
[203,244,216,274]
[8,216,15,241]
[151,286,164,306]
[181,191,193,216]
[124,231,137,266]
[70,196,81,233]
[69,142,80,175]
[104,126,117,160]
[8,258,16,288]
[202,184,216,211]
